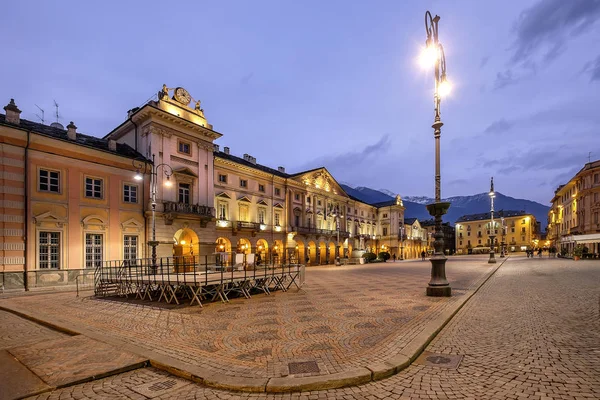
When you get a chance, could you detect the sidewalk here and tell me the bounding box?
[0,256,503,394]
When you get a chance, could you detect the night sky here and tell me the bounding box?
[3,0,599,204]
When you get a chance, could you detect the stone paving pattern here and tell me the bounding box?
[1,258,492,380]
[24,257,600,399]
[0,310,65,350]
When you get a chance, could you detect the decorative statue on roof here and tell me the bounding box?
[159,84,170,100]
[195,100,205,117]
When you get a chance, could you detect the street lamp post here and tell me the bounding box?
[488,177,496,264]
[422,11,452,297]
[134,154,173,267]
[500,213,506,258]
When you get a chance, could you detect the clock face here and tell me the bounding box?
[173,87,191,105]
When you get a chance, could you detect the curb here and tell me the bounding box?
[0,258,507,393]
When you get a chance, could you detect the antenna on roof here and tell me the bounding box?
[588,152,592,163]
[35,104,45,124]
[53,100,60,123]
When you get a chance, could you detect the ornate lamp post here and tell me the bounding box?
[488,177,496,264]
[422,11,452,296]
[134,154,173,267]
[329,205,343,265]
[399,224,405,260]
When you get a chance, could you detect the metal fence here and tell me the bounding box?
[94,254,305,307]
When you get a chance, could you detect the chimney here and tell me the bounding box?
[278,166,285,173]
[213,144,220,152]
[243,153,249,161]
[67,121,77,140]
[249,156,256,165]
[224,146,230,155]
[3,99,21,125]
[108,139,117,151]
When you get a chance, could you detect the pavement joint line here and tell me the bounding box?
[0,259,509,394]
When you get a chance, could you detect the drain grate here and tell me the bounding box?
[148,379,177,392]
[289,361,320,374]
[414,351,463,369]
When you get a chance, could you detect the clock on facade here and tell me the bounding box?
[173,87,191,105]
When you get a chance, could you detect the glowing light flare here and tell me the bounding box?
[134,171,143,181]
[164,176,172,187]
[419,45,439,69]
[438,78,451,98]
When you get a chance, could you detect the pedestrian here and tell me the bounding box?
[421,250,426,261]
[537,248,542,258]
[392,253,397,262]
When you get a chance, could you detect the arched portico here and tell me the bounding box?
[173,228,199,258]
[308,241,317,265]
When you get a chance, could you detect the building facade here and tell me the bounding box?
[547,160,600,254]
[0,86,415,290]
[455,210,539,254]
[420,219,456,255]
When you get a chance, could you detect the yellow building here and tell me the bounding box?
[1,85,412,291]
[547,160,600,255]
[455,210,539,254]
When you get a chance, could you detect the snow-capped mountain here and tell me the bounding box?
[339,184,549,228]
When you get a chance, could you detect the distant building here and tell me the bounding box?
[547,160,600,254]
[420,219,455,255]
[454,210,539,254]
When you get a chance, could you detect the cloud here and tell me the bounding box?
[480,56,490,69]
[510,0,600,65]
[296,134,392,172]
[447,178,470,186]
[494,69,521,89]
[582,54,600,81]
[484,118,513,134]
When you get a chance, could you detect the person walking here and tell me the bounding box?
[392,253,397,262]
[421,250,426,261]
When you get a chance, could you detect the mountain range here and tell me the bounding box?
[339,184,550,229]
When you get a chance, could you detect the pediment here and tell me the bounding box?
[237,196,251,203]
[34,211,66,227]
[257,199,268,206]
[82,214,108,230]
[173,167,198,178]
[274,202,284,209]
[291,168,349,197]
[216,192,231,199]
[121,218,143,231]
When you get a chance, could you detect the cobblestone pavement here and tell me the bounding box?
[0,310,65,350]
[25,256,600,399]
[1,258,492,381]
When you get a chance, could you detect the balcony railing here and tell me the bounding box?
[237,221,260,230]
[164,201,215,217]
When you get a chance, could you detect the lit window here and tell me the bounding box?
[275,212,281,226]
[123,184,138,203]
[39,232,60,269]
[85,177,103,199]
[258,208,266,224]
[39,169,60,193]
[383,227,388,235]
[218,202,228,220]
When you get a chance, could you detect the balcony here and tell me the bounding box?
[237,221,261,231]
[163,202,215,225]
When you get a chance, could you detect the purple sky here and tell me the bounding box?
[3,0,600,204]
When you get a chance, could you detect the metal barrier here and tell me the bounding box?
[93,254,305,307]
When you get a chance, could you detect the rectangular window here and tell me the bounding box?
[383,227,388,236]
[275,212,281,226]
[240,179,248,188]
[594,212,599,224]
[295,215,300,226]
[511,227,515,233]
[218,174,227,183]
[383,213,388,218]
[318,200,322,206]
[521,227,526,233]
[239,204,249,221]
[294,193,300,201]
[178,140,191,155]
[307,197,311,204]
[179,183,190,204]
[459,241,463,246]
[275,188,281,196]
[467,232,471,236]
[258,184,265,192]
[595,173,599,184]
[39,169,60,193]
[123,235,137,260]
[218,202,227,220]
[478,239,481,244]
[595,193,599,203]
[123,184,138,203]
[85,233,103,268]
[85,177,103,199]
[258,208,266,224]
[39,232,60,269]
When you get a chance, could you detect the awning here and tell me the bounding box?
[563,233,600,244]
